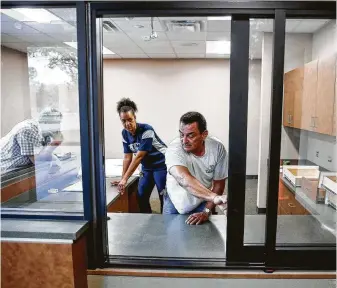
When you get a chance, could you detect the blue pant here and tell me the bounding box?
[163,192,207,214]
[138,169,167,213]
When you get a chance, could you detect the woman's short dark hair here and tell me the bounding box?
[116,98,138,115]
[180,111,207,133]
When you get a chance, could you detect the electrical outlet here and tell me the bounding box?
[328,156,333,163]
[316,151,319,157]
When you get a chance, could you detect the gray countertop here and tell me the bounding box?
[1,219,89,241]
[2,176,138,214]
[281,176,336,234]
[107,214,336,258]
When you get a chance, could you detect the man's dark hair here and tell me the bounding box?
[116,98,138,115]
[180,111,207,133]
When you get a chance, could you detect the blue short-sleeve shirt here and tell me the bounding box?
[122,123,167,171]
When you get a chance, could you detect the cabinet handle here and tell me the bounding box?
[313,117,317,128]
[288,203,296,208]
[310,117,314,128]
[290,115,292,124]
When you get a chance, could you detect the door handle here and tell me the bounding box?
[313,117,317,128]
[310,117,314,128]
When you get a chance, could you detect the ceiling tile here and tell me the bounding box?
[172,41,205,54]
[25,21,76,34]
[112,18,164,33]
[207,20,231,32]
[285,20,301,32]
[1,34,23,43]
[206,32,230,41]
[178,54,205,59]
[148,54,177,59]
[51,33,77,42]
[103,33,134,46]
[0,12,18,22]
[16,33,60,43]
[141,44,174,54]
[206,54,230,59]
[293,19,329,33]
[1,21,40,34]
[103,54,122,59]
[105,44,144,54]
[47,8,77,22]
[127,31,168,44]
[120,54,149,59]
[166,31,206,41]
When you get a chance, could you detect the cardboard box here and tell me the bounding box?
[301,177,326,203]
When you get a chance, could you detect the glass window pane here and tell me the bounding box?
[277,19,336,245]
[244,18,274,245]
[1,7,83,215]
[102,15,230,259]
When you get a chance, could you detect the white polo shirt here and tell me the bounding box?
[165,136,228,214]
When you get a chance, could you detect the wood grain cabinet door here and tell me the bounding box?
[292,67,304,129]
[283,71,295,127]
[315,53,337,135]
[332,58,337,136]
[302,60,318,132]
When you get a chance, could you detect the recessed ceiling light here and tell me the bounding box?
[64,42,115,55]
[206,41,231,54]
[134,24,145,29]
[207,16,231,21]
[0,8,61,23]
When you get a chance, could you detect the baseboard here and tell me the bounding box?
[246,175,258,179]
[87,268,336,279]
[256,207,266,214]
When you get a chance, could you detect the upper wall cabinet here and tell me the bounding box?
[315,53,336,135]
[283,67,304,129]
[283,53,336,136]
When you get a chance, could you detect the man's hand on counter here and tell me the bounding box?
[185,212,209,225]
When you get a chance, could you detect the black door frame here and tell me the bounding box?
[86,1,336,269]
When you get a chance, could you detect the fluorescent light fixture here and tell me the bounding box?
[64,42,115,55]
[0,8,60,23]
[206,41,231,55]
[207,16,231,21]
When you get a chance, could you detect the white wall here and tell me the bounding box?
[1,46,31,137]
[103,59,262,175]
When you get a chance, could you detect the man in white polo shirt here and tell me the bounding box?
[163,111,228,225]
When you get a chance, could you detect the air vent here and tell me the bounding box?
[102,20,119,32]
[161,20,205,33]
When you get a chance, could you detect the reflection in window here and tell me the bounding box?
[277,19,336,245]
[0,8,83,214]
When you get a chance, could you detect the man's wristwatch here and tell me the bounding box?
[203,207,212,216]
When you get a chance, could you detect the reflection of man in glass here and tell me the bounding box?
[0,107,63,173]
[164,112,228,225]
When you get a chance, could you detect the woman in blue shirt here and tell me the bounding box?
[112,98,167,213]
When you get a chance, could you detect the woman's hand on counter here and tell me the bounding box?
[117,178,127,195]
[111,180,120,186]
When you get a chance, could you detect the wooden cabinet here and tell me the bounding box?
[283,68,304,128]
[302,60,318,131]
[283,54,337,136]
[278,179,310,215]
[315,54,336,135]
